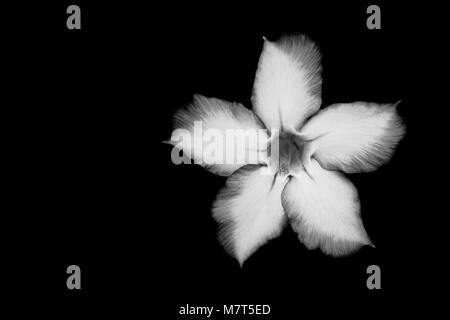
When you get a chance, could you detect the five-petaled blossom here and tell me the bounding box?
[168,34,405,265]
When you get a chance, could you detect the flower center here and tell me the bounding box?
[268,130,307,175]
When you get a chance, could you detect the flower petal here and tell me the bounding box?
[169,95,269,176]
[282,160,371,256]
[212,165,288,265]
[252,35,322,130]
[300,102,405,173]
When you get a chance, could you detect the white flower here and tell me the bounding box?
[168,34,405,265]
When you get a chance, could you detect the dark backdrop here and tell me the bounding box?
[9,1,433,317]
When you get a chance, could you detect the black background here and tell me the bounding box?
[8,0,436,317]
